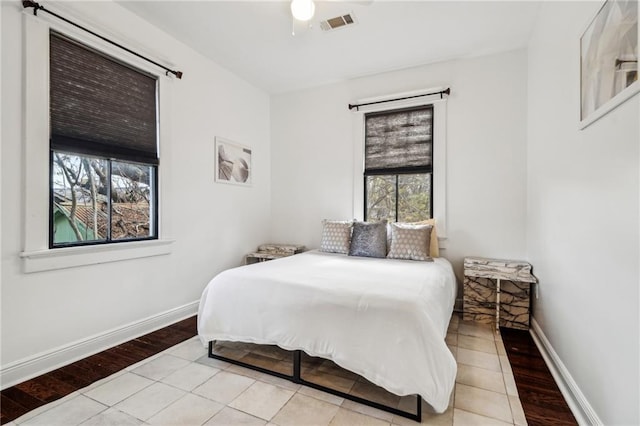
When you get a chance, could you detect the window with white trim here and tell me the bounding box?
[49,32,158,248]
[364,105,433,222]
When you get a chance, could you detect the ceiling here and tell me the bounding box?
[118,1,542,94]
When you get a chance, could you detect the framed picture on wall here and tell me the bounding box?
[215,137,252,186]
[580,0,638,129]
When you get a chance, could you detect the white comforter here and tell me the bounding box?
[198,250,457,412]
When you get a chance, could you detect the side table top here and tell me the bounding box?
[464,256,537,283]
[257,244,305,255]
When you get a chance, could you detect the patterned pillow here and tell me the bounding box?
[320,220,353,254]
[348,221,387,258]
[387,223,433,261]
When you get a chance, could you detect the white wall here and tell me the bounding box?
[270,49,529,288]
[5,2,635,423]
[527,2,639,425]
[1,0,271,384]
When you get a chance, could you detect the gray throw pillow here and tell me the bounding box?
[348,221,387,258]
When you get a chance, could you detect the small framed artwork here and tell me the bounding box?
[580,0,638,129]
[215,137,252,186]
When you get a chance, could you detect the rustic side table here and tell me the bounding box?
[463,257,537,330]
[245,244,305,265]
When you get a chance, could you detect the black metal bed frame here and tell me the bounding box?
[208,341,422,422]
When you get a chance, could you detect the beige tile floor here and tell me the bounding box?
[9,315,527,426]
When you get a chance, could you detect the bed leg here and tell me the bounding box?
[416,394,422,421]
[293,350,302,383]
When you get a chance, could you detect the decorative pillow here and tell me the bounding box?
[387,223,433,261]
[320,220,353,254]
[348,221,387,258]
[410,218,440,258]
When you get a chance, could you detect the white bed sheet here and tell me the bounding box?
[197,250,457,412]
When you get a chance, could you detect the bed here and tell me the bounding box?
[198,249,457,418]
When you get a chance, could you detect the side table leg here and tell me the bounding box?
[495,278,501,332]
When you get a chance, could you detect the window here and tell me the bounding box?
[49,33,158,248]
[364,105,433,222]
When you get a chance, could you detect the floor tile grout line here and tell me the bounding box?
[3,316,572,426]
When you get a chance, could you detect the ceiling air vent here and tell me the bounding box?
[320,13,356,31]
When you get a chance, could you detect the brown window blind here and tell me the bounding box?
[364,105,433,174]
[50,32,158,165]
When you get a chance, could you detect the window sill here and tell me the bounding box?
[20,239,174,273]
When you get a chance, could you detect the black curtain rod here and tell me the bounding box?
[22,0,183,79]
[348,88,450,111]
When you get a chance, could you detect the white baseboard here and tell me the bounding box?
[529,317,602,426]
[0,301,199,390]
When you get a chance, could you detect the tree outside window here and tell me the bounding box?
[52,153,155,246]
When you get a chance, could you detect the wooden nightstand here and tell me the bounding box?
[463,257,537,331]
[245,244,305,265]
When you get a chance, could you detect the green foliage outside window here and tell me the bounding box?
[366,174,430,222]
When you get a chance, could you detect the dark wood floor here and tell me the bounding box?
[1,317,576,425]
[0,316,197,425]
[501,327,577,426]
